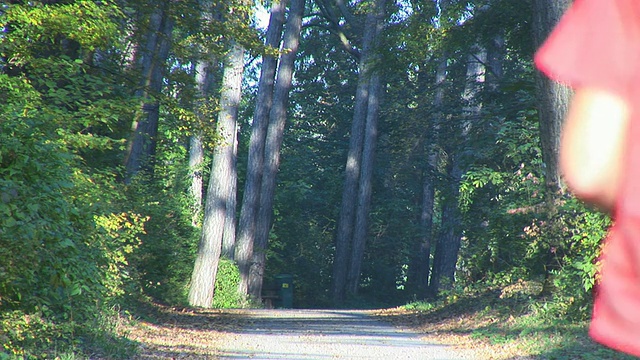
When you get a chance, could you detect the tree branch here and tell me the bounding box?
[310,0,361,59]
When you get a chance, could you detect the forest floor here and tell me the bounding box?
[121,289,634,359]
[123,304,238,358]
[375,287,634,360]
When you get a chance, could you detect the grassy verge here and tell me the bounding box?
[376,286,636,360]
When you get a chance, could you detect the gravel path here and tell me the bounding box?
[214,309,473,359]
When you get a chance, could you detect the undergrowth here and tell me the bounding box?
[385,283,636,360]
[0,307,137,359]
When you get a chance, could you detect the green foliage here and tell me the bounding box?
[0,308,137,359]
[212,259,242,308]
[0,310,72,358]
[94,212,148,298]
[0,88,142,357]
[124,172,200,306]
[0,2,142,357]
[1,1,122,64]
[535,200,610,320]
[556,202,608,293]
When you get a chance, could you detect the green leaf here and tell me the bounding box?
[59,238,76,249]
[4,217,17,227]
[70,283,82,296]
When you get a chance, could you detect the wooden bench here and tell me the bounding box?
[261,289,280,309]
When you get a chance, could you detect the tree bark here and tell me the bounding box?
[429,44,486,296]
[532,0,572,199]
[331,0,382,304]
[428,158,462,293]
[188,42,244,308]
[409,54,447,298]
[248,0,305,300]
[485,32,505,92]
[222,127,238,259]
[125,3,174,183]
[412,154,436,296]
[131,5,164,91]
[190,0,221,228]
[189,134,204,227]
[408,0,450,297]
[346,71,382,296]
[235,0,287,296]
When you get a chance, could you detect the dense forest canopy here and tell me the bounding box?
[0,0,607,357]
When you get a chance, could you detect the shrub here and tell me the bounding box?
[213,259,242,309]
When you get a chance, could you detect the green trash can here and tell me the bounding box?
[275,274,293,308]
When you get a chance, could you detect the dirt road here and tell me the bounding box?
[214,309,472,359]
[131,308,474,359]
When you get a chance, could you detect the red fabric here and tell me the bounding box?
[535,0,640,356]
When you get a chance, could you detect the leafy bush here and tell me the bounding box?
[543,200,609,319]
[0,3,144,356]
[0,310,72,358]
[124,168,201,306]
[0,109,143,357]
[212,259,243,308]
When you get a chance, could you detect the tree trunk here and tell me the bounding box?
[345,0,386,298]
[188,43,244,308]
[190,0,221,228]
[131,6,164,90]
[408,0,450,297]
[235,0,287,296]
[248,0,305,300]
[486,32,505,92]
[429,44,486,296]
[411,155,436,297]
[189,134,204,227]
[346,72,382,296]
[331,0,382,305]
[412,52,448,297]
[222,126,238,259]
[429,158,462,294]
[532,0,572,199]
[125,3,174,183]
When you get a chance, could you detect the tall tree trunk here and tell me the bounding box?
[346,72,382,296]
[486,32,505,92]
[429,44,486,296]
[532,0,571,290]
[332,1,382,305]
[222,128,238,259]
[235,0,287,296]
[131,6,164,89]
[188,43,244,308]
[125,3,174,183]
[190,0,221,228]
[429,158,462,293]
[412,153,436,296]
[189,134,204,227]
[409,54,447,298]
[532,0,571,199]
[408,0,450,298]
[190,62,216,228]
[248,0,305,300]
[345,0,386,298]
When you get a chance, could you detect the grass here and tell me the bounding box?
[376,285,637,360]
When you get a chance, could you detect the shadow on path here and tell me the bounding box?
[213,309,470,359]
[130,307,472,359]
